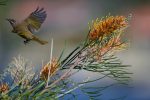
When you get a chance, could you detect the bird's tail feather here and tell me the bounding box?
[32,36,48,45]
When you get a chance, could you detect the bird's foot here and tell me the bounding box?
[24,40,30,45]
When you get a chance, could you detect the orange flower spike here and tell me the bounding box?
[40,59,59,80]
[0,83,9,93]
[88,15,127,41]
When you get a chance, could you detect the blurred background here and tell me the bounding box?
[0,0,150,99]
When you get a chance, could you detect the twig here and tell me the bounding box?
[46,38,53,87]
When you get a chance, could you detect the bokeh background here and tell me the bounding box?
[0,0,150,99]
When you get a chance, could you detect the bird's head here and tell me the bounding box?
[6,18,16,28]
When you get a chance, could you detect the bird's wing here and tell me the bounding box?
[24,7,47,32]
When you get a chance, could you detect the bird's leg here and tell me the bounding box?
[24,39,30,45]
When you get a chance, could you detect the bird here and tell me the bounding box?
[6,7,48,45]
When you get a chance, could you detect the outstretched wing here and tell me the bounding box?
[24,7,47,32]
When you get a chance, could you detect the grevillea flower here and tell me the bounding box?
[0,83,9,93]
[88,16,127,40]
[87,29,129,62]
[40,59,58,80]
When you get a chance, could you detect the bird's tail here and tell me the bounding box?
[32,36,48,45]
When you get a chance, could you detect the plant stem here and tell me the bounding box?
[46,38,53,87]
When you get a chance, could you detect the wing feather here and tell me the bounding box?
[24,7,47,31]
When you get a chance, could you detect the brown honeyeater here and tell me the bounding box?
[7,7,48,45]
